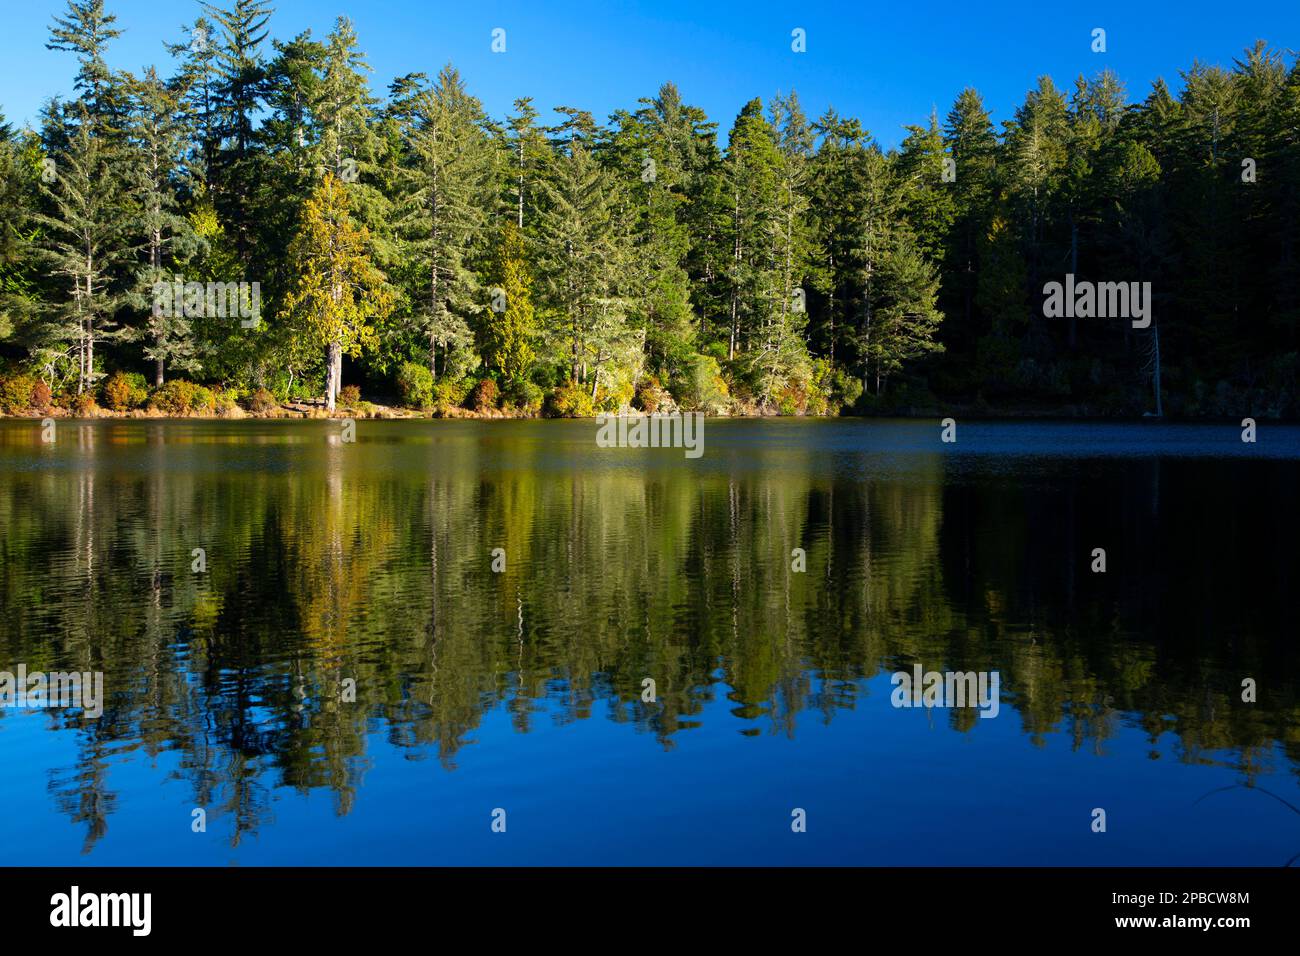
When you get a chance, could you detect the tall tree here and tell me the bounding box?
[125,67,203,385]
[279,173,392,409]
[535,141,632,390]
[392,66,494,380]
[479,221,535,387]
[202,0,273,267]
[35,109,135,394]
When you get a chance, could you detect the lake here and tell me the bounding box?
[0,418,1297,865]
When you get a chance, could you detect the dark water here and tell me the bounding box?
[0,418,1297,865]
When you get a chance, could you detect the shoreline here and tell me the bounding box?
[0,405,1287,423]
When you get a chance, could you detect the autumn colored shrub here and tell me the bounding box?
[634,375,669,413]
[102,371,150,411]
[30,380,53,410]
[150,380,203,414]
[468,378,499,411]
[0,373,36,413]
[245,387,276,413]
[544,381,596,418]
[71,391,99,416]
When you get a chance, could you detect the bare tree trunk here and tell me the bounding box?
[84,270,94,396]
[326,341,342,411]
[730,190,740,360]
[152,221,165,387]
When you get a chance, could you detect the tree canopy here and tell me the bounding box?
[2,2,1298,419]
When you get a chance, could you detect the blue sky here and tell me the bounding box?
[2,0,1297,148]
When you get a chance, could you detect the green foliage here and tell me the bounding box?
[507,379,543,414]
[5,9,1299,417]
[390,65,494,383]
[212,388,239,416]
[395,361,434,409]
[101,371,149,411]
[543,381,596,418]
[431,378,471,413]
[0,373,37,413]
[671,354,729,414]
[245,386,276,413]
[279,173,393,410]
[150,379,210,414]
[478,222,536,385]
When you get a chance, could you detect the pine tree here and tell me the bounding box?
[165,17,220,193]
[536,141,632,392]
[479,221,535,387]
[610,85,695,375]
[897,108,957,266]
[295,18,389,393]
[1004,76,1071,342]
[0,114,40,342]
[941,88,997,364]
[392,65,494,381]
[36,2,135,394]
[759,91,818,402]
[125,67,202,385]
[865,226,944,393]
[721,99,782,366]
[35,109,135,394]
[201,0,273,267]
[45,0,125,137]
[504,97,550,230]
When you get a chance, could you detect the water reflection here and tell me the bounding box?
[0,419,1297,859]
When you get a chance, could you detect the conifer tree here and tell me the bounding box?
[125,67,202,385]
[479,221,535,387]
[535,141,631,390]
[392,66,494,380]
[35,109,135,394]
[201,0,273,266]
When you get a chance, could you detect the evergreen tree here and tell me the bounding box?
[45,0,125,136]
[864,226,944,393]
[391,65,494,380]
[721,99,782,366]
[0,114,40,342]
[125,67,202,385]
[201,0,273,266]
[940,88,997,376]
[479,221,535,387]
[34,108,135,393]
[534,139,636,397]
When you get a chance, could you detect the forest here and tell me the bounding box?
[0,0,1298,418]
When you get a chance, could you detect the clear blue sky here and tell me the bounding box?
[3,0,1297,148]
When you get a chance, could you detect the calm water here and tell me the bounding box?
[0,418,1297,866]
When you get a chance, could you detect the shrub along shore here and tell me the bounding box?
[2,366,1231,421]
